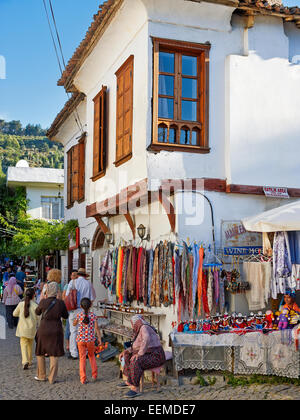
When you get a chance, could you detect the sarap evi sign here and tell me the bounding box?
[221,220,262,260]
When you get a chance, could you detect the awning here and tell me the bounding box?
[242,200,300,232]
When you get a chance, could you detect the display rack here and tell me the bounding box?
[97,302,166,344]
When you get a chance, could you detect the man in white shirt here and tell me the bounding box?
[66,268,96,359]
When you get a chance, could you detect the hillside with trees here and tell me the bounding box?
[0,119,64,175]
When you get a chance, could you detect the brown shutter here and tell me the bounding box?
[78,135,86,202]
[115,56,134,166]
[93,86,107,179]
[67,149,72,207]
[72,144,79,202]
[93,94,101,177]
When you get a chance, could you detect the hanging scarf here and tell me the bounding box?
[192,243,199,316]
[126,247,134,302]
[167,242,174,306]
[122,248,130,304]
[150,246,160,307]
[147,249,154,306]
[219,275,225,313]
[202,271,210,316]
[207,268,214,313]
[136,247,143,302]
[100,250,112,289]
[158,242,165,305]
[187,254,193,318]
[181,242,189,297]
[197,247,204,316]
[143,250,149,306]
[116,247,124,303]
[214,268,220,306]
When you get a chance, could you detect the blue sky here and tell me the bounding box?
[0,0,299,129]
[0,0,102,129]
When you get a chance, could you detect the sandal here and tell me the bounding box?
[125,390,142,398]
[117,382,129,388]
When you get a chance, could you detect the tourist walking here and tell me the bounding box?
[3,276,23,329]
[73,298,102,384]
[65,268,96,360]
[62,271,78,353]
[40,269,63,301]
[35,282,68,384]
[13,288,39,370]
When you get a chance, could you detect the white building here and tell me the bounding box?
[47,0,300,345]
[7,160,64,221]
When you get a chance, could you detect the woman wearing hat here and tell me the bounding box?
[118,315,166,398]
[35,282,69,384]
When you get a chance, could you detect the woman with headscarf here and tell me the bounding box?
[118,315,166,398]
[3,276,23,329]
[35,282,69,384]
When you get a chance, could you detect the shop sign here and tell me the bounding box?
[263,186,289,199]
[221,220,262,261]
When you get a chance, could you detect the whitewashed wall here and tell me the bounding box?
[27,185,63,220]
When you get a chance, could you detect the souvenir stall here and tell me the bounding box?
[170,201,300,380]
[97,200,300,379]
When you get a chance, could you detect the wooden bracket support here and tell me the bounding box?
[124,212,136,239]
[152,190,176,233]
[94,215,110,235]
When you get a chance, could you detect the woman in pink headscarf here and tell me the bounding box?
[118,315,166,398]
[3,276,23,329]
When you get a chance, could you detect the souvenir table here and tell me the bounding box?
[169,329,300,379]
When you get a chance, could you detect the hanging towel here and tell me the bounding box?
[244,262,271,310]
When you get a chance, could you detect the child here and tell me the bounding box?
[13,288,39,370]
[73,298,102,385]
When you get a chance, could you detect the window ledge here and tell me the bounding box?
[147,143,210,154]
[91,171,106,182]
[114,153,132,167]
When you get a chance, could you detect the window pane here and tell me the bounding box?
[159,52,175,74]
[158,98,174,119]
[158,125,168,143]
[52,202,60,220]
[182,101,197,121]
[182,78,197,99]
[182,55,197,77]
[42,203,51,219]
[159,75,174,96]
[169,127,177,144]
[191,130,200,146]
[180,128,190,145]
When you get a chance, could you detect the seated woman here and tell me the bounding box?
[119,315,166,399]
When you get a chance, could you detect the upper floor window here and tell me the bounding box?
[114,55,134,167]
[150,38,210,154]
[92,86,107,181]
[42,196,64,220]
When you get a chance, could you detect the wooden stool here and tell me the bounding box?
[140,351,173,393]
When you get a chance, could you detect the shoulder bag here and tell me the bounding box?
[64,280,77,311]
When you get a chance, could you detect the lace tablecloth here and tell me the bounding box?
[170,329,300,378]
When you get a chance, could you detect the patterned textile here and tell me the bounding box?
[100,251,112,289]
[150,247,160,307]
[202,271,210,316]
[76,311,97,343]
[197,248,204,316]
[123,346,166,387]
[207,269,214,314]
[147,249,154,306]
[272,232,292,298]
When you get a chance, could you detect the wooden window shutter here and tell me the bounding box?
[72,144,80,203]
[115,55,134,167]
[93,86,107,179]
[67,149,72,207]
[78,135,86,202]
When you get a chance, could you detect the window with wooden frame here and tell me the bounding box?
[114,55,134,167]
[67,133,86,208]
[92,86,107,181]
[150,38,210,154]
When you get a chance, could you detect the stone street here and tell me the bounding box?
[1,303,300,401]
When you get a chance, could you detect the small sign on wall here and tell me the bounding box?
[263,186,289,199]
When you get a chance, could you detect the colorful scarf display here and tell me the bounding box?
[99,241,223,322]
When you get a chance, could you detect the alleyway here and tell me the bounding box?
[0,303,300,401]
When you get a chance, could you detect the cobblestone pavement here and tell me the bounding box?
[1,304,300,400]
